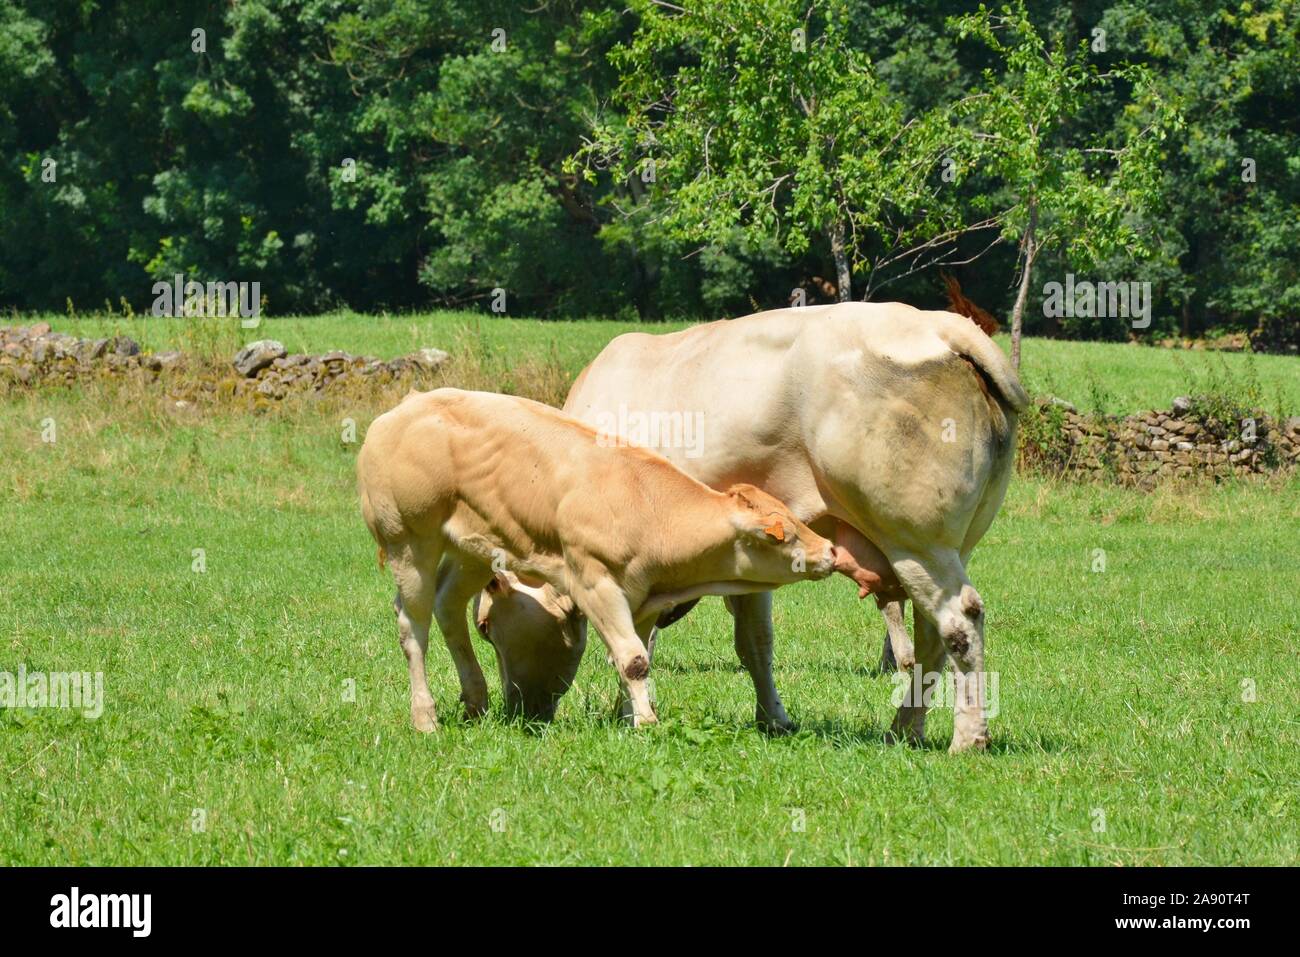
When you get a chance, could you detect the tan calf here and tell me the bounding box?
[357,388,840,731]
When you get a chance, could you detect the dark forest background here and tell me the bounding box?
[0,0,1296,344]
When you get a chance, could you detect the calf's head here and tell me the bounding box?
[473,572,586,722]
[723,484,837,584]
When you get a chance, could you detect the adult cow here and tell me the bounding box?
[477,301,1027,752]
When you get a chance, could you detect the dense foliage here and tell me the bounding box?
[0,0,1295,343]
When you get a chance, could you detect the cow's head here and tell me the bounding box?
[473,571,586,722]
[723,483,838,584]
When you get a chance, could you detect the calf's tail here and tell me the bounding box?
[357,465,391,574]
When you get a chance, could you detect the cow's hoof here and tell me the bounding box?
[461,694,489,720]
[633,710,658,729]
[883,729,923,747]
[886,711,924,747]
[757,710,796,736]
[411,705,440,733]
[948,731,990,754]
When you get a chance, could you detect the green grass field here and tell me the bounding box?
[2,314,1297,865]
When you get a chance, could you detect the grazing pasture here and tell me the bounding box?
[1,315,1297,865]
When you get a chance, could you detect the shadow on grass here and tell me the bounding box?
[660,658,894,678]
[459,690,1069,756]
[981,729,1068,755]
[778,719,1067,754]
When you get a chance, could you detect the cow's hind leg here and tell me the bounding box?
[889,548,990,753]
[726,592,794,734]
[828,522,915,675]
[391,555,440,733]
[433,556,493,719]
[887,612,945,746]
[876,600,915,673]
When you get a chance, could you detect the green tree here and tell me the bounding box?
[952,0,1176,368]
[573,0,978,303]
[1098,0,1300,344]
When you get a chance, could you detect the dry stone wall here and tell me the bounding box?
[1034,396,1299,487]
[0,324,447,397]
[5,323,1297,487]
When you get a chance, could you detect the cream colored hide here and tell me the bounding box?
[477,302,1026,752]
[357,388,840,731]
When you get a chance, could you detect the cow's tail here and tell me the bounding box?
[935,312,1029,415]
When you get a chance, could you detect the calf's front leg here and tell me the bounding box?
[568,574,657,727]
[617,618,659,726]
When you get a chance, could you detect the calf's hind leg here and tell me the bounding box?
[617,618,659,726]
[391,557,440,732]
[433,556,493,719]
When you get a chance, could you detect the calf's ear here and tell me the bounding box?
[486,571,515,595]
[725,484,763,512]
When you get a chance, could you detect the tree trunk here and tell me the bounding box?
[829,219,851,302]
[1009,199,1039,372]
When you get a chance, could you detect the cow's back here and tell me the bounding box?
[564,302,1023,552]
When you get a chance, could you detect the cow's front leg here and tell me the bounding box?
[726,592,794,734]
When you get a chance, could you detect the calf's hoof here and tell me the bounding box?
[632,708,658,729]
[410,704,440,733]
[461,693,489,720]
